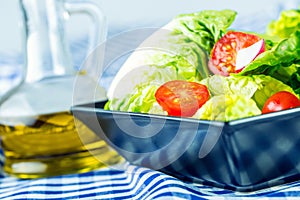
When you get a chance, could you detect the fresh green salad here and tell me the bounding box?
[105,9,300,121]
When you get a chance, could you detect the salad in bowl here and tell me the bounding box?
[72,8,300,191]
[105,9,300,122]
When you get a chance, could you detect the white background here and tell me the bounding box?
[0,0,299,55]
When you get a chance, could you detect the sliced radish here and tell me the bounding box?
[235,39,265,72]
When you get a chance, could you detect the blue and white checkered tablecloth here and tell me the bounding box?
[2,156,300,200]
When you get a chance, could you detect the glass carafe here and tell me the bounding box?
[0,0,121,178]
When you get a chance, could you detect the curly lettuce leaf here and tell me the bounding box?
[286,65,300,95]
[251,75,297,109]
[194,94,261,122]
[106,83,165,114]
[148,36,209,81]
[266,9,300,39]
[200,74,259,98]
[170,9,237,53]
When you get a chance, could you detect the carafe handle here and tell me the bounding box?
[64,0,107,80]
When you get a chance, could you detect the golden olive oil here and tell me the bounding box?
[0,112,122,179]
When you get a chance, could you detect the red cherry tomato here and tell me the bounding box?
[155,80,210,117]
[262,91,300,114]
[209,31,264,76]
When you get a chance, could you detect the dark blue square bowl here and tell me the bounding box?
[72,101,300,192]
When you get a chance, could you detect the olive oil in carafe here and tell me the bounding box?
[0,112,122,179]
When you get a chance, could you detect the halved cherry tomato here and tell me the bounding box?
[155,80,210,117]
[209,31,264,76]
[262,91,300,114]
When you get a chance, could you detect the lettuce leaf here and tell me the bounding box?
[251,75,297,109]
[170,9,237,53]
[266,9,300,39]
[200,74,259,99]
[194,94,261,121]
[105,83,161,113]
[286,65,300,95]
[199,74,296,118]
